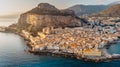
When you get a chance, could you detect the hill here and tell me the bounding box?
[8,3,87,34]
[96,4,120,17]
[68,5,108,16]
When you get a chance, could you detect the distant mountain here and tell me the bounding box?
[95,4,120,17]
[68,5,108,16]
[109,1,120,5]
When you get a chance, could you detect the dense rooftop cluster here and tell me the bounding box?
[21,26,119,58]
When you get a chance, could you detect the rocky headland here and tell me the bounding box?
[4,3,120,62]
[14,3,87,33]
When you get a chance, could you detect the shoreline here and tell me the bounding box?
[1,28,120,62]
[26,37,120,62]
[24,33,120,62]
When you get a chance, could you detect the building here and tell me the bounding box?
[42,27,54,34]
[22,30,31,39]
[38,32,46,39]
[83,49,102,57]
[0,26,6,32]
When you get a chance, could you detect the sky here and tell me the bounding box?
[0,0,119,17]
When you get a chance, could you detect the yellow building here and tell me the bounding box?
[83,49,102,57]
[42,27,54,34]
[38,32,46,39]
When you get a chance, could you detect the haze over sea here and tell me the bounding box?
[0,18,17,27]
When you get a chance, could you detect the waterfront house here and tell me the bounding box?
[42,27,53,34]
[22,30,31,39]
[83,49,102,57]
[38,32,46,39]
[0,26,6,32]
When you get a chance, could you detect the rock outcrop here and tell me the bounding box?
[17,3,86,32]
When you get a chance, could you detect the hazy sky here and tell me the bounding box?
[0,0,119,16]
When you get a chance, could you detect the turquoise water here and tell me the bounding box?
[107,42,120,54]
[0,32,120,67]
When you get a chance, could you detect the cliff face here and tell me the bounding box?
[17,3,84,32]
[18,14,81,29]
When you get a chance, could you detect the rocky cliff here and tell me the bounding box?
[16,3,86,33]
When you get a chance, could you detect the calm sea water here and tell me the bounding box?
[107,42,120,54]
[0,19,120,67]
